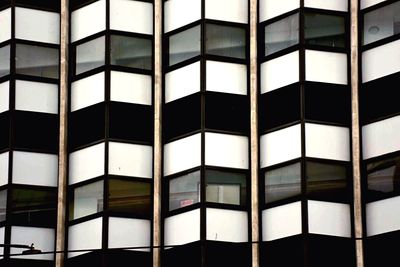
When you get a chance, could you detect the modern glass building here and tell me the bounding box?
[0,0,399,266]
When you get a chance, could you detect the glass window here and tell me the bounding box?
[169,171,200,211]
[205,23,246,59]
[306,162,347,198]
[363,1,400,45]
[367,155,400,197]
[206,170,246,206]
[70,180,103,220]
[11,188,56,226]
[76,36,105,75]
[110,35,152,70]
[108,179,151,216]
[304,13,345,48]
[169,25,201,66]
[0,189,6,222]
[265,13,299,56]
[265,162,301,203]
[0,45,10,78]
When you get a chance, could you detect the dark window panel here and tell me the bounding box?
[260,236,304,267]
[0,189,6,222]
[106,250,151,267]
[110,35,152,70]
[6,259,56,267]
[15,0,60,11]
[163,93,201,141]
[69,180,103,221]
[75,36,105,75]
[365,231,400,267]
[66,251,103,267]
[169,170,200,211]
[109,102,153,143]
[304,82,350,125]
[0,45,10,78]
[259,83,301,132]
[0,0,10,9]
[169,25,201,66]
[0,112,10,151]
[206,241,251,267]
[69,0,97,10]
[205,92,249,134]
[13,111,59,152]
[163,241,202,267]
[69,103,106,150]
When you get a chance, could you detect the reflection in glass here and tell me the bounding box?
[109,179,151,216]
[306,162,346,198]
[169,171,200,211]
[206,170,246,206]
[304,13,345,48]
[363,1,400,45]
[265,163,301,203]
[367,156,400,197]
[206,23,246,59]
[111,35,152,70]
[0,45,10,78]
[265,13,299,56]
[76,36,105,75]
[0,190,6,222]
[70,180,103,220]
[16,44,59,79]
[169,25,201,66]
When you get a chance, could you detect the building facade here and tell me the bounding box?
[0,0,399,266]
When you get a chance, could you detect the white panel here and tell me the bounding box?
[305,123,350,161]
[206,208,248,242]
[164,133,201,176]
[305,50,347,85]
[11,226,54,260]
[164,209,200,246]
[260,124,302,168]
[0,81,9,113]
[262,202,302,241]
[206,61,247,95]
[110,0,153,34]
[205,0,248,24]
[361,0,387,9]
[109,217,150,251]
[0,8,11,43]
[0,152,7,187]
[71,72,105,112]
[15,7,59,44]
[164,0,201,33]
[69,143,105,185]
[366,196,400,236]
[15,80,58,114]
[110,71,151,105]
[362,115,400,159]
[0,227,4,259]
[362,39,400,83]
[13,151,58,187]
[304,0,348,11]
[68,218,102,258]
[308,201,351,237]
[108,142,152,178]
[165,61,200,103]
[261,51,299,94]
[71,0,106,42]
[205,132,248,169]
[259,0,300,22]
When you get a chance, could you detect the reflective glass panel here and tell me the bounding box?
[169,25,201,66]
[0,45,10,78]
[304,13,345,48]
[206,23,246,59]
[0,190,6,222]
[265,13,299,56]
[367,155,400,198]
[15,44,59,79]
[110,35,152,70]
[265,162,301,203]
[70,180,103,220]
[76,36,105,75]
[206,170,246,206]
[169,171,200,211]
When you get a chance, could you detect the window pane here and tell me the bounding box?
[265,13,299,56]
[304,13,345,48]
[15,44,59,79]
[0,45,10,77]
[206,170,246,206]
[169,171,200,211]
[11,188,56,226]
[363,1,400,45]
[70,180,103,220]
[306,162,347,198]
[169,25,201,66]
[265,162,301,203]
[108,179,151,216]
[76,36,105,75]
[206,23,246,59]
[367,156,400,198]
[0,190,6,222]
[110,35,152,70]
